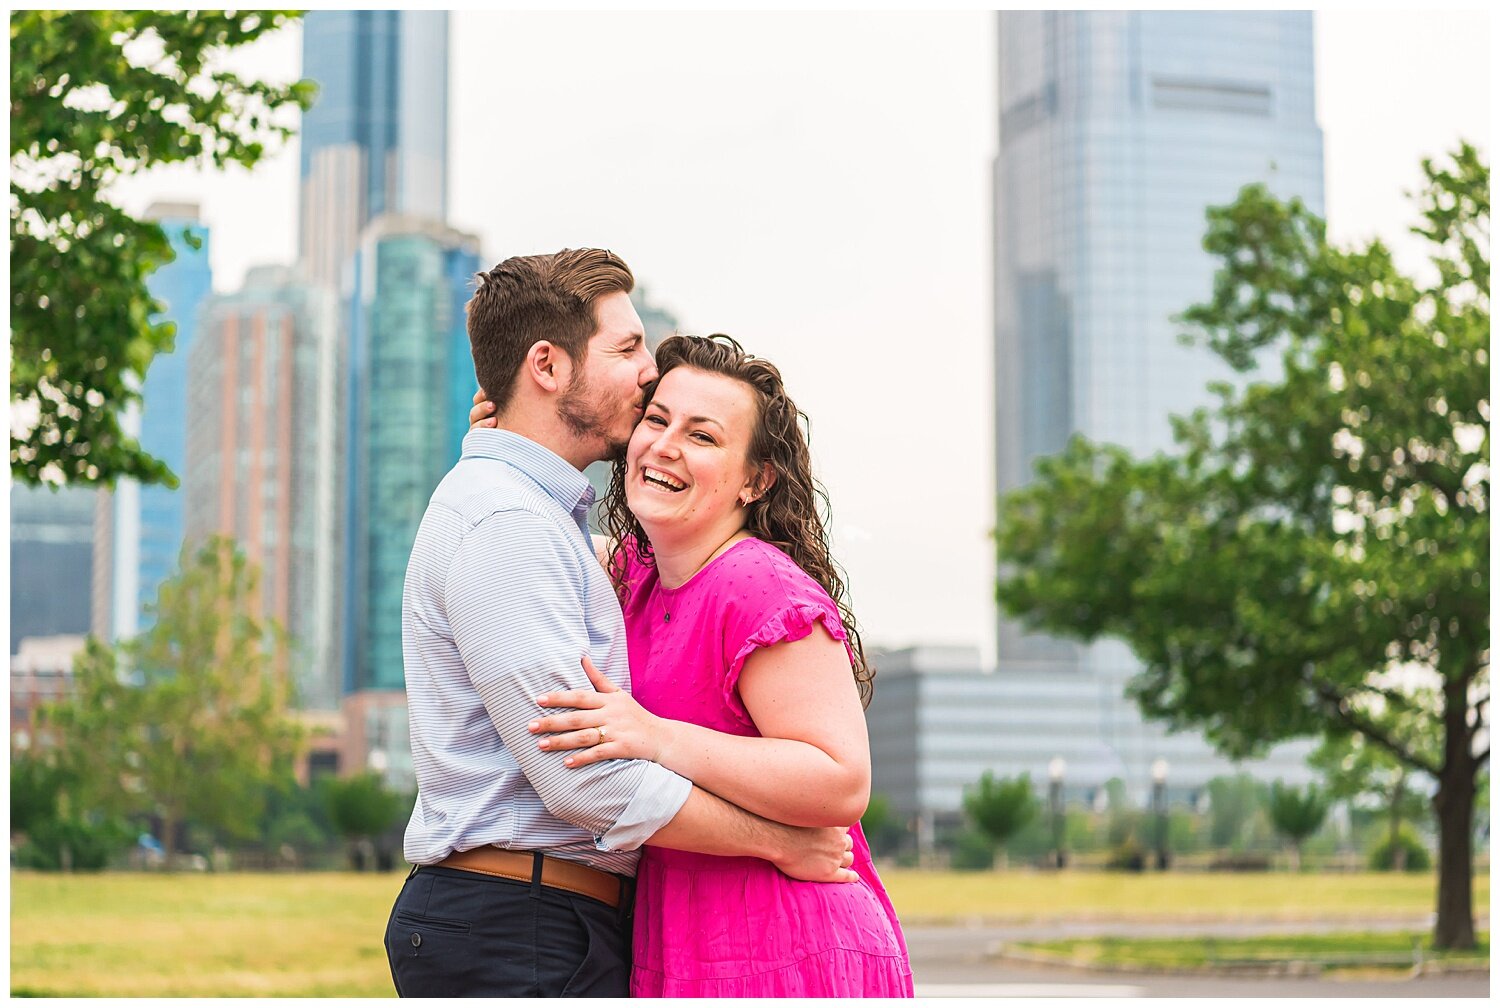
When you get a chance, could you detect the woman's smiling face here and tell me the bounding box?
[624,366,764,541]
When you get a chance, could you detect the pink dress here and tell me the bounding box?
[619,537,913,998]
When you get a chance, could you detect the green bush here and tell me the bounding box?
[15,815,131,871]
[1002,805,1060,861]
[1369,830,1432,872]
[860,794,908,857]
[1105,836,1147,871]
[949,827,996,871]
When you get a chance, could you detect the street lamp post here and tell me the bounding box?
[1151,758,1170,871]
[1048,757,1067,869]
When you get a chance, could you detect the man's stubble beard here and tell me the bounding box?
[557,370,630,462]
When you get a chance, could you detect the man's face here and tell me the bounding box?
[556,291,658,462]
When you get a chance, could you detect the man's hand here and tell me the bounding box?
[470,388,497,429]
[771,825,858,883]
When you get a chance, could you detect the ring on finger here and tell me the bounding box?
[596,725,609,745]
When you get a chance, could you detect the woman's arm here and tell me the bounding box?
[528,623,871,828]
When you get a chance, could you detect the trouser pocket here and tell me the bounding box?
[385,875,489,996]
[556,896,630,997]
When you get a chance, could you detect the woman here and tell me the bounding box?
[479,335,911,997]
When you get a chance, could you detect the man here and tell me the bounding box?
[384,249,856,997]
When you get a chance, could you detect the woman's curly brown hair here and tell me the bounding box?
[601,334,874,707]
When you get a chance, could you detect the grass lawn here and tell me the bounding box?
[11,870,409,997]
[878,867,1489,923]
[9,869,1492,996]
[1007,930,1491,974]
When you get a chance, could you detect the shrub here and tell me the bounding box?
[15,816,131,871]
[949,827,997,871]
[1369,829,1432,872]
[1105,836,1147,871]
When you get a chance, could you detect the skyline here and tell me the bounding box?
[104,10,1492,664]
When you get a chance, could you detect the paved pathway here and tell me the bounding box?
[905,921,1491,998]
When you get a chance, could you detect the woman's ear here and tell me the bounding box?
[743,463,777,505]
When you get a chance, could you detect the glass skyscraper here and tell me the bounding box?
[990,11,1325,796]
[10,483,95,655]
[342,216,480,783]
[94,202,213,642]
[184,266,343,712]
[299,10,449,289]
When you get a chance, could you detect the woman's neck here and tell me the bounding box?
[646,521,751,589]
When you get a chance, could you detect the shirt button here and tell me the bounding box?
[411,932,422,948]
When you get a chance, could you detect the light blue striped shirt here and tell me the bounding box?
[400,428,692,874]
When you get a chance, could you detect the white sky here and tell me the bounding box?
[109,9,1492,666]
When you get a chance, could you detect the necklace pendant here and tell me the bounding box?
[663,611,671,623]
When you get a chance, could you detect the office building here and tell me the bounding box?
[865,647,1318,849]
[342,215,481,782]
[990,12,1325,797]
[184,266,343,713]
[10,635,86,751]
[11,484,95,655]
[93,202,213,643]
[299,10,449,289]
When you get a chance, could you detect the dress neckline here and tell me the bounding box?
[658,536,759,598]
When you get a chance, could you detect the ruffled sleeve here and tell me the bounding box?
[718,547,852,726]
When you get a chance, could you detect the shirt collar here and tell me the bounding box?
[461,428,596,518]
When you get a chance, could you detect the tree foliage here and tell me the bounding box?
[859,792,907,857]
[10,10,314,486]
[996,144,1488,947]
[319,772,408,871]
[1267,781,1329,868]
[1310,728,1430,869]
[320,773,407,843]
[1205,774,1269,851]
[42,537,304,857]
[962,771,1038,853]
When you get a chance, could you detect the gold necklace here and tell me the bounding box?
[662,531,749,623]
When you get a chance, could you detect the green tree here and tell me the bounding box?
[10,750,133,871]
[43,537,304,860]
[10,750,68,837]
[1311,729,1431,870]
[1267,781,1329,870]
[859,793,907,858]
[10,10,314,486]
[1205,773,1269,852]
[320,773,408,871]
[996,144,1488,948]
[962,771,1038,866]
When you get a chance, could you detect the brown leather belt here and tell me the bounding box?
[433,847,623,908]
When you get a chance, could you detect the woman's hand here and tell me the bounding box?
[470,388,497,428]
[528,656,674,766]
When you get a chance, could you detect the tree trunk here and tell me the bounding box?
[1431,676,1477,950]
[161,811,178,872]
[1389,775,1407,872]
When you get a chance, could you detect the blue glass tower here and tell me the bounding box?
[103,203,213,640]
[344,219,481,696]
[341,218,480,782]
[299,10,448,289]
[990,11,1324,797]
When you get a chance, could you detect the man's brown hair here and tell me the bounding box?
[466,248,635,413]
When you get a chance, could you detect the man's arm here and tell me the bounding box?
[447,511,855,881]
[649,788,857,882]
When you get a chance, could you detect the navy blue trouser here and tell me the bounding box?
[384,862,633,997]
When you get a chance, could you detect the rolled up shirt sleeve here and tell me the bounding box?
[445,508,690,849]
